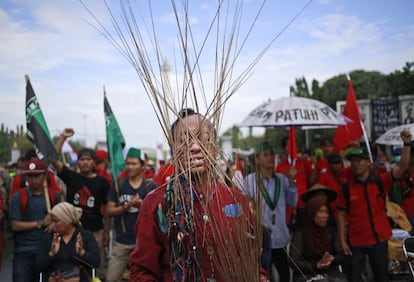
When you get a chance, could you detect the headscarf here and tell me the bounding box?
[51,202,83,226]
[303,194,331,256]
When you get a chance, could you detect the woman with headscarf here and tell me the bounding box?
[289,187,347,282]
[36,202,100,282]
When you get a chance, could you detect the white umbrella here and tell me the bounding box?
[240,96,346,128]
[375,123,414,146]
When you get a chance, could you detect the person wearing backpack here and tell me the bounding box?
[106,147,157,282]
[337,129,412,282]
[9,159,61,282]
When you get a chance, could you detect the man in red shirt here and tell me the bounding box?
[129,109,269,281]
[315,137,335,176]
[337,129,412,282]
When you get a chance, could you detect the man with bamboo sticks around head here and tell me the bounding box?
[9,159,61,282]
[129,108,269,281]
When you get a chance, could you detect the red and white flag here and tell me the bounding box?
[333,76,364,152]
[61,140,77,163]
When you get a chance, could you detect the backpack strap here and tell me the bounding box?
[342,176,385,210]
[20,174,27,188]
[374,176,385,206]
[19,188,29,216]
[19,187,56,216]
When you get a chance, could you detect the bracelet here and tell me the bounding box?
[37,219,45,229]
[404,143,412,146]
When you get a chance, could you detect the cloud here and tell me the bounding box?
[1,0,413,151]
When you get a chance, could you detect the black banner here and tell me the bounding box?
[371,96,400,140]
[25,75,59,164]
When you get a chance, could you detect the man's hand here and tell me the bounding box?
[340,241,352,256]
[61,128,75,139]
[401,129,412,144]
[102,229,110,246]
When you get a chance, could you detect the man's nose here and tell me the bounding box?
[189,139,202,152]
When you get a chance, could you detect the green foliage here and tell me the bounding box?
[0,123,33,163]
[225,61,414,155]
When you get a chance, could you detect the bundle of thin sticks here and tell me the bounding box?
[81,0,309,280]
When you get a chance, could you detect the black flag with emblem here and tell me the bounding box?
[25,75,59,164]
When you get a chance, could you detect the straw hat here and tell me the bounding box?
[301,184,337,203]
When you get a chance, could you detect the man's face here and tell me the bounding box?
[172,115,217,174]
[349,156,370,177]
[126,157,144,177]
[329,162,343,173]
[256,150,275,171]
[77,156,95,174]
[27,173,46,189]
[322,142,334,156]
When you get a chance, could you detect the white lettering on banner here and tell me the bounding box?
[274,108,319,122]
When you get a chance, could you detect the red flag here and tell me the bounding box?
[288,126,298,165]
[333,77,363,151]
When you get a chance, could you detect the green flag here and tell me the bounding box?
[104,91,126,180]
[25,75,58,164]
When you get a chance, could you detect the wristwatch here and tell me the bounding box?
[37,219,45,230]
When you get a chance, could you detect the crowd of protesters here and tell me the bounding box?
[0,123,413,281]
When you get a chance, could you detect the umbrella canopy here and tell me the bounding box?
[240,96,346,128]
[375,123,414,146]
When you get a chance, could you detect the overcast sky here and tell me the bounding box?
[1,0,413,151]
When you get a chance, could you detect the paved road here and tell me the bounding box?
[0,233,13,281]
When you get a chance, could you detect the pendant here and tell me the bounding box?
[207,278,216,282]
[272,214,276,225]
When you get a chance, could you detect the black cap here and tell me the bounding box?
[77,148,96,160]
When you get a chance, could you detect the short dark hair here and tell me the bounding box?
[170,108,196,140]
[320,137,334,147]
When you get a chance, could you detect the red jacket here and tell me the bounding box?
[129,181,268,281]
[337,172,394,246]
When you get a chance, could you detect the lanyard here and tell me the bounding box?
[256,173,280,210]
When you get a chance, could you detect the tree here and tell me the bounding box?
[222,61,414,154]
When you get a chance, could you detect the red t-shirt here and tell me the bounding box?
[336,172,394,246]
[143,167,155,179]
[398,169,414,217]
[129,181,268,281]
